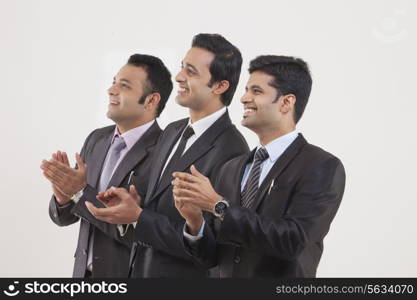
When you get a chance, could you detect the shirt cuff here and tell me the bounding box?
[183,220,205,242]
[117,221,138,237]
[70,188,84,203]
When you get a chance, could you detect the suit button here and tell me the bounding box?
[83,250,87,255]
[233,256,241,264]
[53,213,58,218]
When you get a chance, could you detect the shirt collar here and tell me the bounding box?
[257,130,299,163]
[112,120,155,150]
[187,107,227,138]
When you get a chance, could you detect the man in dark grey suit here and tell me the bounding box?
[86,34,249,277]
[173,55,346,277]
[41,54,173,277]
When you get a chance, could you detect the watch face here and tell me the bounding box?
[215,202,227,215]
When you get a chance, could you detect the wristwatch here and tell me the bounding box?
[213,199,229,219]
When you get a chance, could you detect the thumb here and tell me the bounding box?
[129,185,142,205]
[75,153,87,171]
[190,165,205,179]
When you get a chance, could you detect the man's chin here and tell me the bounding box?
[106,111,118,122]
[175,96,189,107]
[241,117,250,127]
[241,118,256,130]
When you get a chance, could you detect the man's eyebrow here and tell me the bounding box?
[248,84,263,90]
[185,63,199,73]
[119,78,132,84]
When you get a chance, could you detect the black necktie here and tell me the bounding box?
[158,125,195,189]
[241,147,269,208]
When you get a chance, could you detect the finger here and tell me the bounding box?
[62,151,70,166]
[96,195,111,207]
[75,153,86,171]
[176,196,199,205]
[46,159,72,175]
[85,201,118,218]
[173,187,199,199]
[96,191,106,201]
[109,187,130,199]
[172,171,199,183]
[103,189,112,199]
[171,178,198,191]
[42,171,56,184]
[43,170,59,184]
[174,197,184,210]
[129,185,141,205]
[55,151,64,163]
[85,202,113,222]
[190,165,207,180]
[42,167,65,183]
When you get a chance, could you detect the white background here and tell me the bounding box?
[0,0,416,277]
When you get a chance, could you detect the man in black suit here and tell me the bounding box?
[41,54,173,277]
[86,34,249,277]
[172,55,346,277]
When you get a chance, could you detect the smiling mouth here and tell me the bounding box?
[109,100,120,106]
[243,108,256,117]
[178,87,189,95]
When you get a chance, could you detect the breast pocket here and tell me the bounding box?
[259,184,292,217]
[125,171,149,199]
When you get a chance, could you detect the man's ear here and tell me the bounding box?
[212,80,230,96]
[280,94,296,114]
[144,93,161,112]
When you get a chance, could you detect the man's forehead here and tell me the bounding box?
[247,71,274,86]
[182,47,214,68]
[116,64,147,81]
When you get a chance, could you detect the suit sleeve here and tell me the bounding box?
[134,208,217,268]
[48,196,79,226]
[69,184,132,248]
[217,156,346,260]
[134,145,248,268]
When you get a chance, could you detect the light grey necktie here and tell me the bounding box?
[87,135,126,272]
[98,135,127,192]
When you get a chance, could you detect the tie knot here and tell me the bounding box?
[255,147,269,161]
[182,126,195,140]
[112,135,126,152]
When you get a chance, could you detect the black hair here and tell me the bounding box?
[249,55,312,123]
[127,54,173,117]
[192,33,242,106]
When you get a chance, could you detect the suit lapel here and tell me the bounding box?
[251,134,307,211]
[144,121,186,205]
[149,112,233,204]
[106,122,161,189]
[86,129,113,189]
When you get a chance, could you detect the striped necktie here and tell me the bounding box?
[241,147,269,208]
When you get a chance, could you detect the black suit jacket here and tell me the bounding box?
[129,111,249,278]
[188,134,346,277]
[49,121,162,277]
